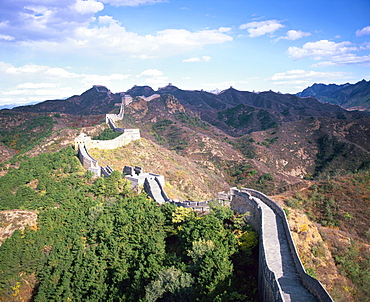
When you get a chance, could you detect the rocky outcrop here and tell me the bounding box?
[0,210,37,245]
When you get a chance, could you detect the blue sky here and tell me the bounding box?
[0,0,369,107]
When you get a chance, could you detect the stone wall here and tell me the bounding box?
[75,130,140,151]
[231,188,333,302]
[77,144,101,176]
[173,200,209,212]
[246,189,333,302]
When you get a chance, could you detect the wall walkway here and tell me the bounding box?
[231,188,333,302]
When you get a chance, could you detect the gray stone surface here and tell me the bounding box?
[231,189,333,302]
[254,197,317,302]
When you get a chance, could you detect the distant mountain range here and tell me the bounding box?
[11,83,367,136]
[296,79,370,111]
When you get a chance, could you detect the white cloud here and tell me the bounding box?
[218,27,232,33]
[183,56,211,63]
[0,0,100,42]
[183,58,201,63]
[98,15,118,25]
[137,69,163,77]
[275,30,311,42]
[136,69,168,85]
[356,26,370,37]
[288,40,356,60]
[0,62,131,105]
[269,69,349,81]
[361,42,370,50]
[0,34,14,41]
[16,82,59,89]
[101,0,166,6]
[330,54,370,65]
[239,20,284,37]
[313,61,336,67]
[72,0,104,14]
[267,69,352,91]
[288,39,370,66]
[1,1,231,59]
[23,23,232,58]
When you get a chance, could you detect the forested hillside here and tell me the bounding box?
[0,147,258,301]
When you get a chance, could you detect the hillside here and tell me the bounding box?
[297,79,370,111]
[0,83,370,300]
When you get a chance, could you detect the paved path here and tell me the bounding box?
[251,196,317,302]
[145,178,166,204]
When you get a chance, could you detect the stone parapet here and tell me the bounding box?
[75,130,140,151]
[231,188,333,302]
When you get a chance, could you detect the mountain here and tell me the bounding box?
[125,85,156,97]
[13,85,122,115]
[297,79,370,111]
[12,83,366,127]
[151,85,365,136]
[1,83,370,300]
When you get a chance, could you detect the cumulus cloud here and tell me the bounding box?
[137,69,164,77]
[239,20,284,37]
[0,62,131,105]
[136,69,168,85]
[330,54,370,65]
[218,27,232,33]
[183,56,211,63]
[72,0,104,14]
[288,40,356,60]
[101,0,166,6]
[23,22,232,58]
[0,34,14,41]
[0,0,98,42]
[275,30,311,42]
[356,26,370,37]
[287,39,370,66]
[0,1,232,59]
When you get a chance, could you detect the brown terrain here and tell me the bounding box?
[0,85,369,300]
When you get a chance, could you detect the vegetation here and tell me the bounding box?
[218,105,255,128]
[0,147,258,301]
[152,119,189,152]
[228,136,256,159]
[285,172,370,300]
[0,115,54,154]
[218,105,278,131]
[257,110,278,131]
[92,127,122,140]
[226,162,258,185]
[175,112,209,130]
[314,133,370,179]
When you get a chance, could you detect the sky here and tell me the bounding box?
[0,0,370,107]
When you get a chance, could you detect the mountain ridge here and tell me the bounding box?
[11,84,367,137]
[296,79,370,111]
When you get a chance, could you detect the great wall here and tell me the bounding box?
[74,90,333,302]
[230,188,333,302]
